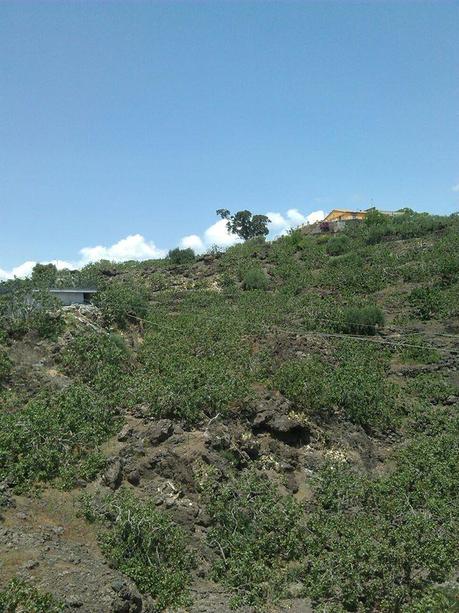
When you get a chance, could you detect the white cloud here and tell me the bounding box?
[180,234,205,253]
[267,212,288,230]
[204,219,242,248]
[266,208,325,237]
[452,184,459,192]
[306,210,325,224]
[286,208,307,225]
[79,234,166,265]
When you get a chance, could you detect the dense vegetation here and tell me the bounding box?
[0,209,458,610]
[0,578,64,612]
[82,490,194,611]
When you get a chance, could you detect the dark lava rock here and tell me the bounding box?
[147,419,174,445]
[205,425,231,451]
[126,470,140,486]
[253,410,310,446]
[111,583,143,613]
[103,459,123,490]
[117,424,133,442]
[239,437,260,460]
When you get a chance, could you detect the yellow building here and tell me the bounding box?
[323,209,368,223]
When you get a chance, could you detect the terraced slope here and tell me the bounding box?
[0,210,458,612]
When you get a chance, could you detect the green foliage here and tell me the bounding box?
[273,342,400,431]
[360,210,451,245]
[409,286,444,320]
[341,304,385,335]
[94,280,148,327]
[326,235,351,256]
[128,295,253,422]
[167,247,196,265]
[303,404,459,611]
[405,372,456,403]
[0,578,64,612]
[83,489,194,611]
[330,341,399,430]
[0,286,64,340]
[60,332,132,409]
[0,346,12,385]
[0,384,117,491]
[272,356,330,412]
[399,335,441,364]
[408,586,459,612]
[242,268,269,291]
[61,331,129,383]
[217,208,270,241]
[31,262,58,288]
[202,469,306,607]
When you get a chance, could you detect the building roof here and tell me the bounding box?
[49,288,98,293]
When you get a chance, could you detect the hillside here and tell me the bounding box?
[0,210,458,612]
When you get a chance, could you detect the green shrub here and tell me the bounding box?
[405,373,456,404]
[341,305,385,335]
[303,409,459,611]
[30,263,58,288]
[399,335,441,364]
[94,281,148,327]
[326,235,351,256]
[60,332,132,409]
[168,247,196,265]
[0,346,12,385]
[409,286,444,320]
[0,578,64,612]
[61,332,129,383]
[202,469,306,607]
[83,489,194,611]
[31,309,64,340]
[0,384,117,491]
[242,268,269,290]
[330,341,400,431]
[272,357,330,412]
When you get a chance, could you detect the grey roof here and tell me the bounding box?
[49,288,98,293]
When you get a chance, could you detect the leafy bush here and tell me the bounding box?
[330,341,399,430]
[399,335,441,364]
[31,309,64,340]
[61,332,129,383]
[0,578,63,612]
[303,406,459,611]
[341,304,385,335]
[168,247,196,265]
[242,268,269,290]
[60,332,132,409]
[272,357,330,412]
[409,286,444,320]
[31,262,58,288]
[0,346,12,385]
[202,469,306,607]
[0,384,117,491]
[94,281,148,327]
[326,235,351,256]
[405,373,456,404]
[272,342,400,431]
[83,489,194,611]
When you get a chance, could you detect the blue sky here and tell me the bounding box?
[1,1,458,277]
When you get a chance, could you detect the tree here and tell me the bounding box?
[216,209,270,241]
[31,263,57,287]
[168,248,195,265]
